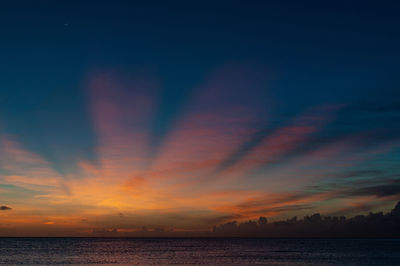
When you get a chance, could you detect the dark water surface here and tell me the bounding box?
[0,238,399,265]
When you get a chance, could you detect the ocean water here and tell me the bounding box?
[0,238,399,265]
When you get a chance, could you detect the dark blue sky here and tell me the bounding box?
[1,0,400,235]
[0,0,399,177]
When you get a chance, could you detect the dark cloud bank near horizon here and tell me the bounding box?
[90,201,400,238]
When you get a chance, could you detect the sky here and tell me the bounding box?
[0,0,400,236]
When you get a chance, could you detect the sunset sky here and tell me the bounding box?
[1,0,400,236]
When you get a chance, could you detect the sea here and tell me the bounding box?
[0,238,399,265]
